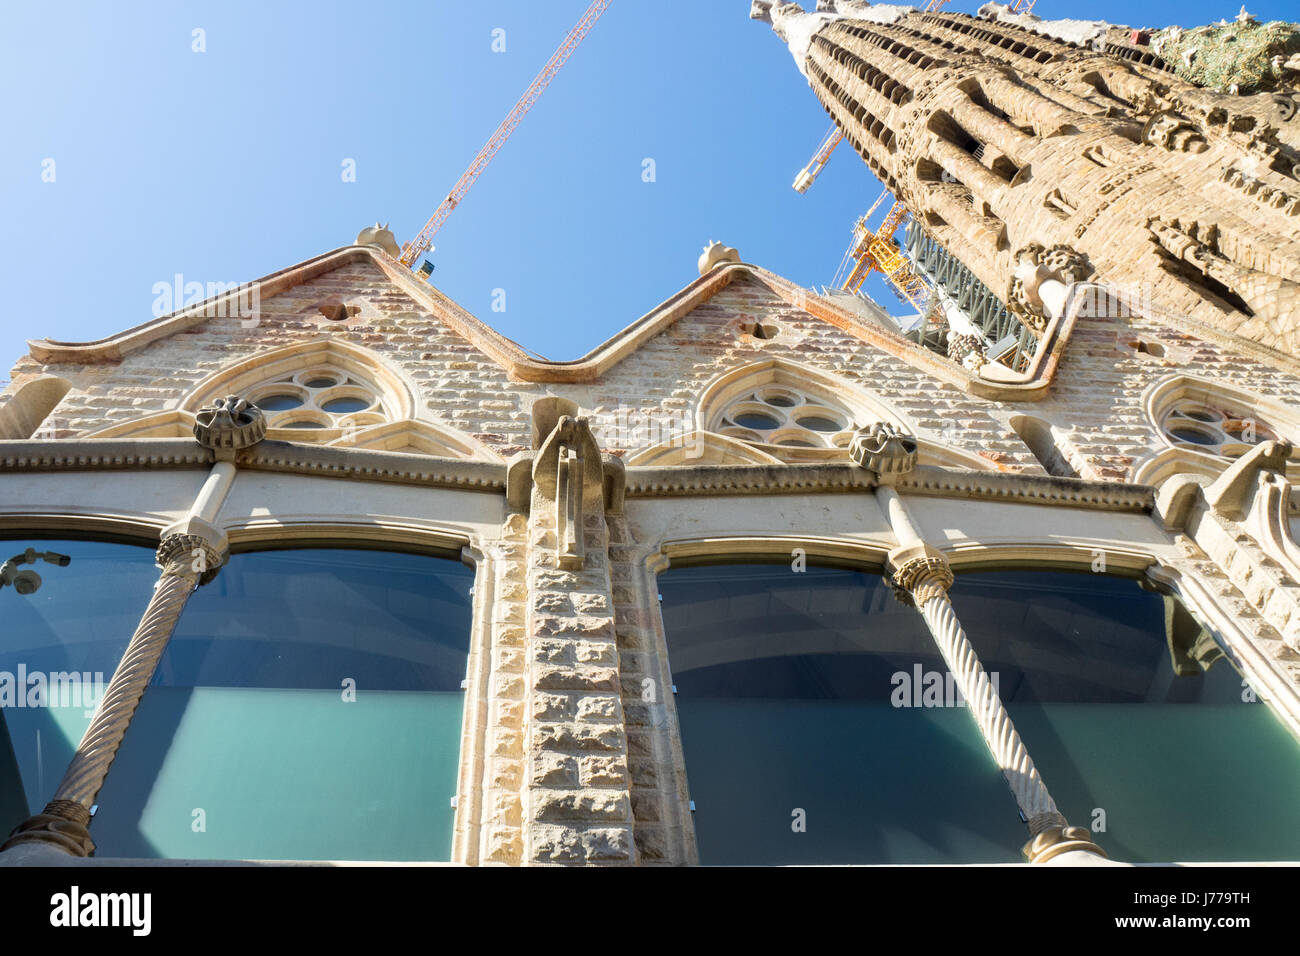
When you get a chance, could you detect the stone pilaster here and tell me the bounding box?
[521,417,635,864]
[478,513,530,864]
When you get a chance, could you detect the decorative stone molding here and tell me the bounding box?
[849,422,919,483]
[192,396,267,462]
[626,461,1154,510]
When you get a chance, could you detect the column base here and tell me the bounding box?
[1022,825,1107,864]
[0,800,95,857]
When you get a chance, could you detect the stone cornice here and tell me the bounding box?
[0,439,212,471]
[0,438,505,491]
[626,462,1155,511]
[0,439,1156,509]
[241,442,504,489]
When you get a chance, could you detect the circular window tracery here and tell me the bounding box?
[1161,400,1284,458]
[247,369,385,436]
[717,387,857,452]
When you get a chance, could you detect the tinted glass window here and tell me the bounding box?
[91,548,474,862]
[659,562,1027,865]
[950,569,1300,863]
[0,539,158,838]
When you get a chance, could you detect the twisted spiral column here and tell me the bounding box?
[892,553,1107,863]
[1,533,222,857]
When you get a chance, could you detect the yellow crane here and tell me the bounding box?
[399,0,612,276]
[833,191,933,312]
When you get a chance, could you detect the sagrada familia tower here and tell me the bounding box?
[753,1,1300,360]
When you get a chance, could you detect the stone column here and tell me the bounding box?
[852,422,1108,864]
[0,396,265,857]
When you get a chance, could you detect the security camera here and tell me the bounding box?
[11,569,40,595]
[0,548,71,595]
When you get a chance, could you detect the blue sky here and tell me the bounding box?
[1,0,1290,372]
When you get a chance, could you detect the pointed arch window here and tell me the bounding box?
[1146,375,1300,463]
[698,360,905,463]
[183,340,414,445]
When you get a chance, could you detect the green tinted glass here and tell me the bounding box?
[91,548,474,861]
[0,539,158,837]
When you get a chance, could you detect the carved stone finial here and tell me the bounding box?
[849,422,918,482]
[1009,243,1093,328]
[947,332,988,370]
[698,240,741,276]
[193,396,267,462]
[355,222,402,258]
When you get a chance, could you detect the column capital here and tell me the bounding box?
[157,531,225,585]
[886,542,953,605]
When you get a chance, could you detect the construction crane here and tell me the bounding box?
[792,124,843,193]
[790,0,950,194]
[833,191,933,311]
[399,0,612,275]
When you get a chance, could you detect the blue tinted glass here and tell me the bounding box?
[92,548,474,861]
[659,562,1026,865]
[949,570,1300,862]
[0,539,158,836]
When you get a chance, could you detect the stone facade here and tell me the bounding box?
[2,5,1300,868]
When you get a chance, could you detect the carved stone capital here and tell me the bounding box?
[193,395,267,462]
[1,799,94,857]
[1022,824,1108,864]
[157,531,225,586]
[849,422,918,483]
[886,543,953,606]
